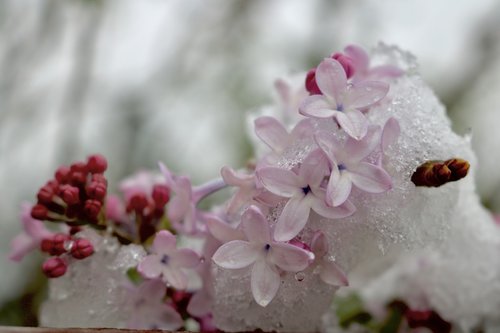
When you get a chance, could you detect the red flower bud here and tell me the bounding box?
[55,166,71,183]
[152,184,170,207]
[91,174,107,185]
[70,238,94,259]
[42,257,67,278]
[86,181,107,200]
[84,199,102,220]
[70,162,88,173]
[61,185,80,205]
[305,68,322,95]
[331,53,355,79]
[127,193,148,213]
[37,185,55,204]
[87,154,108,174]
[31,204,48,220]
[40,233,71,255]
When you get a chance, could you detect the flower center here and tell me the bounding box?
[264,244,271,251]
[338,164,346,171]
[337,104,344,112]
[160,254,170,265]
[302,185,311,195]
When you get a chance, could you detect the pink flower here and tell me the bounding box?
[138,230,200,290]
[344,44,404,82]
[220,166,257,216]
[310,231,348,287]
[127,279,183,330]
[206,215,245,243]
[257,149,356,242]
[315,126,393,207]
[9,203,54,262]
[299,58,389,140]
[212,206,314,307]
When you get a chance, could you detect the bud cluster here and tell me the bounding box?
[31,154,108,225]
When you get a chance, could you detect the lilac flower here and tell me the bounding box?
[127,279,183,330]
[315,127,393,207]
[159,162,226,234]
[299,58,389,140]
[221,166,258,216]
[212,205,314,306]
[9,203,54,262]
[310,231,348,287]
[344,44,404,82]
[138,230,200,290]
[257,149,356,242]
[206,215,245,243]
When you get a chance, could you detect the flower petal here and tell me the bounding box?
[299,149,329,187]
[326,171,352,207]
[138,255,163,279]
[314,131,340,164]
[256,167,303,198]
[162,266,188,290]
[350,162,393,193]
[310,192,356,219]
[335,109,369,140]
[171,248,200,269]
[311,231,329,257]
[152,230,177,254]
[8,234,37,262]
[206,216,245,243]
[320,260,349,286]
[344,125,382,163]
[381,117,400,153]
[274,195,311,242]
[345,80,389,109]
[290,119,314,139]
[212,240,258,269]
[152,305,184,330]
[344,45,369,72]
[315,58,347,102]
[221,166,253,186]
[269,243,313,272]
[187,289,212,317]
[254,116,290,153]
[251,259,281,307]
[299,95,336,118]
[241,206,271,243]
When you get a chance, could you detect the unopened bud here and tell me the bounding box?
[40,233,71,255]
[31,204,48,220]
[55,166,71,183]
[70,238,94,259]
[37,185,55,204]
[331,53,355,79]
[87,154,108,174]
[305,68,321,95]
[152,184,170,207]
[127,193,148,213]
[86,181,107,200]
[84,199,102,220]
[61,185,80,205]
[42,257,67,278]
[411,158,469,187]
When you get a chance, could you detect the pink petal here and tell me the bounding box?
[241,206,271,243]
[153,305,184,330]
[274,195,311,242]
[344,125,382,163]
[350,162,392,193]
[344,44,369,72]
[138,255,163,279]
[251,259,281,307]
[326,170,352,207]
[21,204,52,240]
[171,248,200,269]
[158,162,176,189]
[314,131,339,164]
[299,95,336,118]
[187,289,212,317]
[206,216,245,243]
[167,177,193,222]
[221,166,253,186]
[254,116,290,153]
[315,58,347,102]
[8,234,37,262]
[345,81,389,109]
[320,260,349,286]
[311,231,329,257]
[137,279,167,302]
[299,149,329,188]
[212,240,258,269]
[162,266,188,290]
[152,230,177,254]
[335,109,369,140]
[381,117,400,152]
[256,167,303,198]
[310,193,356,219]
[290,119,314,139]
[269,243,313,272]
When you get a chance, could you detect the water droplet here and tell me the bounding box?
[294,272,305,282]
[63,240,74,251]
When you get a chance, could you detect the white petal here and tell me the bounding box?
[241,206,271,243]
[270,243,313,272]
[299,149,329,187]
[221,166,253,186]
[311,231,329,257]
[212,240,258,269]
[254,116,290,153]
[251,259,281,307]
[152,230,177,254]
[256,167,303,198]
[171,248,200,269]
[326,171,352,207]
[320,260,349,286]
[310,193,356,220]
[162,266,188,290]
[206,216,245,243]
[315,58,347,102]
[350,162,393,193]
[344,44,369,72]
[345,81,389,109]
[344,125,382,163]
[314,131,340,164]
[274,195,311,242]
[299,95,336,118]
[335,109,369,140]
[138,255,162,279]
[381,117,400,152]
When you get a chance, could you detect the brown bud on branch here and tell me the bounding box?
[411,158,470,187]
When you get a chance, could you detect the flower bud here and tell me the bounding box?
[42,257,67,278]
[127,193,148,213]
[70,238,94,259]
[331,52,355,78]
[40,233,71,255]
[37,185,55,204]
[87,154,108,174]
[305,68,322,95]
[55,166,71,183]
[152,184,170,207]
[61,185,80,205]
[31,204,48,220]
[84,199,102,220]
[86,181,107,200]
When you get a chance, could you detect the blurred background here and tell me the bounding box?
[1,0,500,326]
